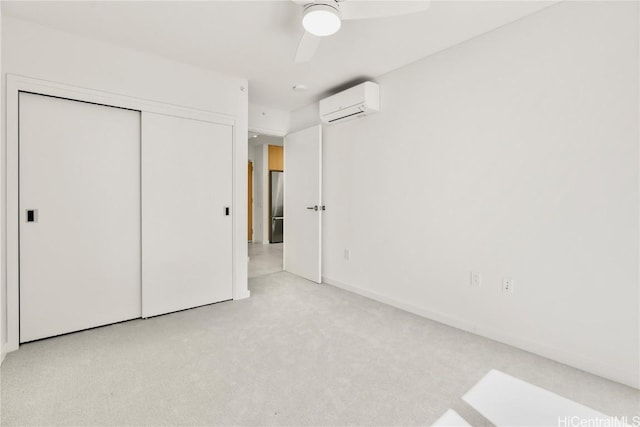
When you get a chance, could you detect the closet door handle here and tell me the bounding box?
[26,209,38,223]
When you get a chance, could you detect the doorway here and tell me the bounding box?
[248,132,285,278]
[268,144,284,244]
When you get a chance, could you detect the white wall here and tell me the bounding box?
[248,142,265,243]
[0,3,4,364]
[1,17,250,354]
[249,103,290,137]
[261,145,270,244]
[291,1,639,388]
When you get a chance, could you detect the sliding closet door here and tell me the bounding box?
[19,92,141,343]
[142,113,233,317]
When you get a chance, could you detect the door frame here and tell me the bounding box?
[4,74,246,354]
[247,127,286,245]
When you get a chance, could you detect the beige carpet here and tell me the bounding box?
[1,271,638,426]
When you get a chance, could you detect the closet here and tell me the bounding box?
[18,92,233,342]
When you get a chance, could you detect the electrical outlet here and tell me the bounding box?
[502,277,514,293]
[470,271,482,287]
[344,249,350,260]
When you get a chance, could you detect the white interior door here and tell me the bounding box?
[141,112,233,317]
[19,92,141,343]
[284,125,322,283]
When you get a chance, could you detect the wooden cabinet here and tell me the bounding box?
[268,145,284,171]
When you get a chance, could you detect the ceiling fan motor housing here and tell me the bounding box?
[303,2,342,36]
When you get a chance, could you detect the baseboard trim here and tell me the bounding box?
[234,290,251,300]
[0,339,15,364]
[322,276,638,389]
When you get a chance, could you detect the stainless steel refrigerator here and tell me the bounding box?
[270,171,284,243]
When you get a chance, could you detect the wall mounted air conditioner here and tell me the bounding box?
[319,81,380,124]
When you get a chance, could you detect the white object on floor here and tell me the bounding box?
[462,369,619,427]
[432,409,471,426]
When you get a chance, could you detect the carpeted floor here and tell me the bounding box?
[1,271,638,426]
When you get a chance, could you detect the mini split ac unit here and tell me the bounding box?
[319,81,380,124]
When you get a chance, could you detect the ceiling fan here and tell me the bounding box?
[292,0,431,62]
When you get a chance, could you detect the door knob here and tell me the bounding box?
[306,205,318,211]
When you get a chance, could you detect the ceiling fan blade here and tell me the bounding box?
[340,0,430,20]
[295,31,321,62]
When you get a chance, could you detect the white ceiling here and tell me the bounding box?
[2,0,559,111]
[249,132,284,146]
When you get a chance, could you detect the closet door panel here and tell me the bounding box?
[142,113,233,317]
[19,93,141,342]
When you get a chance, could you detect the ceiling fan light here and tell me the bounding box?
[303,4,341,37]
